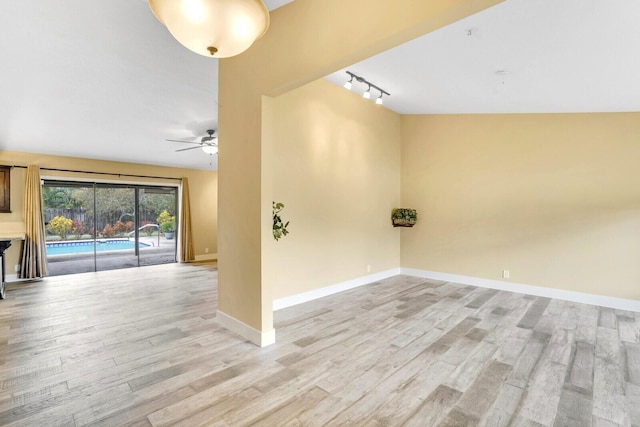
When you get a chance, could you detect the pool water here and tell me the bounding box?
[46,240,150,256]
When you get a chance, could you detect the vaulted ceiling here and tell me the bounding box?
[325,0,640,115]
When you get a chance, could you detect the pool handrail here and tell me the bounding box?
[128,223,160,247]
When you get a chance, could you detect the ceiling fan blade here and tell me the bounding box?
[166,139,201,145]
[175,146,203,152]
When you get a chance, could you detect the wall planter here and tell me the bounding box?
[392,208,417,227]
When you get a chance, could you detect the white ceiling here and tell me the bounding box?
[1,1,638,171]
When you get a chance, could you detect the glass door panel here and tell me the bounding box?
[95,186,138,272]
[43,182,96,276]
[138,187,177,267]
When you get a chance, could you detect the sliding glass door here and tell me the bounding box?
[43,180,178,276]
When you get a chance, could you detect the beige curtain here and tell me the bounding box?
[21,165,48,278]
[179,177,195,262]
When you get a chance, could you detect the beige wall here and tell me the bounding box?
[401,113,640,299]
[0,150,217,274]
[264,79,401,300]
[219,0,503,333]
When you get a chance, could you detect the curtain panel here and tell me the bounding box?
[21,165,48,278]
[179,177,195,262]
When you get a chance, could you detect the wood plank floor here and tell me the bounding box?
[1,263,639,426]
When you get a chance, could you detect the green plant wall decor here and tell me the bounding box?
[391,208,417,227]
[273,201,290,241]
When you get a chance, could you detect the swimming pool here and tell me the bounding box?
[46,240,150,256]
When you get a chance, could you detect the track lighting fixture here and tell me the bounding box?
[343,71,390,106]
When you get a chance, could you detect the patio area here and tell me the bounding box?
[46,236,177,276]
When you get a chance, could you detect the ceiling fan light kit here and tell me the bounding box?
[344,71,389,106]
[201,145,218,155]
[148,0,270,58]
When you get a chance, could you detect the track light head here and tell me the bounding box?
[344,72,354,90]
[363,85,371,99]
[376,95,383,105]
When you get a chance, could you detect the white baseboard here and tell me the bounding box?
[5,274,44,284]
[273,268,402,311]
[193,253,217,262]
[401,268,640,312]
[216,309,275,347]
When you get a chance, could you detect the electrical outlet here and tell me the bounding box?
[14,264,20,272]
[502,270,510,279]
[366,264,371,273]
[205,248,209,254]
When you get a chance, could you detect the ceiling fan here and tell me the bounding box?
[167,129,218,155]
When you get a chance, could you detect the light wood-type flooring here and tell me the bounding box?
[1,263,639,426]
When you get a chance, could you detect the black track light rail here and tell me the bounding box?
[346,71,390,96]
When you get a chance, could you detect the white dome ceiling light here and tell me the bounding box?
[148,0,270,58]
